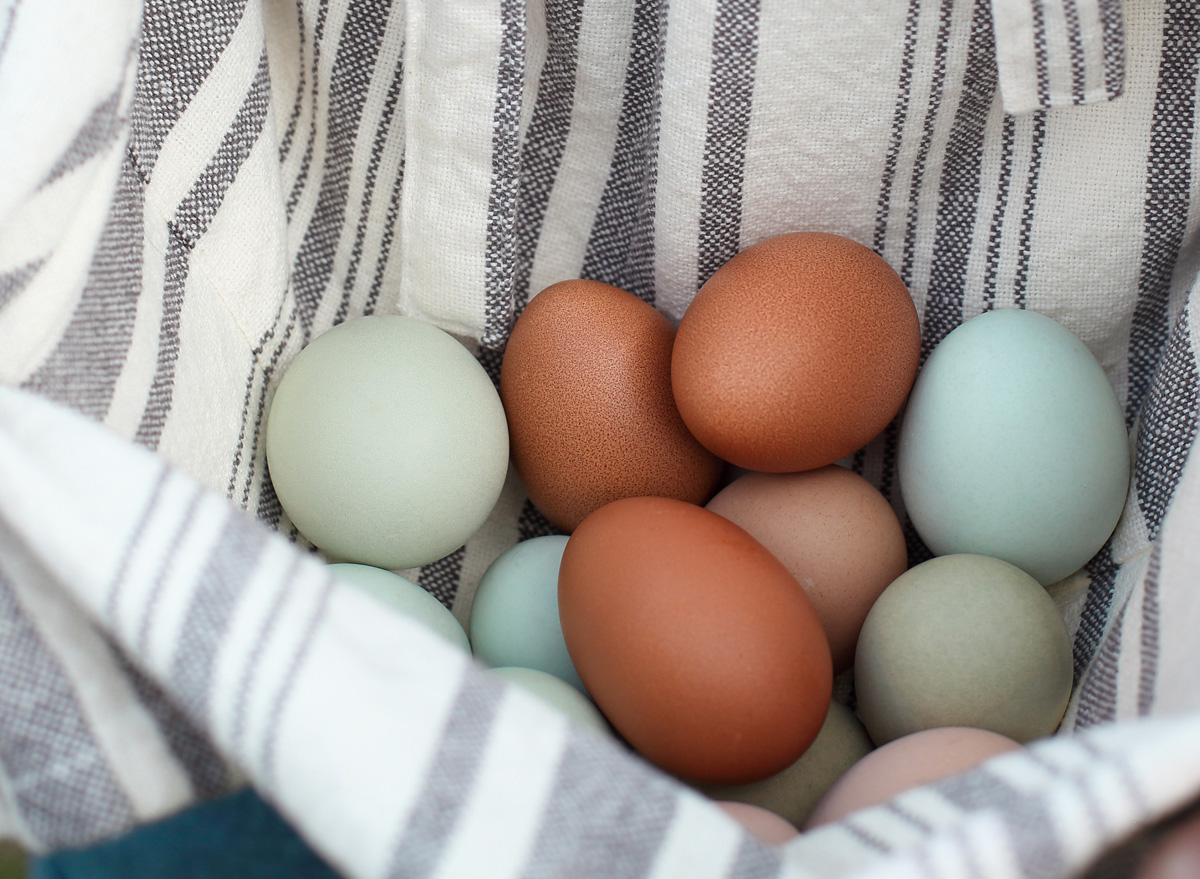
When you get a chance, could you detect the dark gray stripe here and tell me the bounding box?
[135,486,205,654]
[284,0,331,219]
[363,110,406,317]
[884,799,934,832]
[480,0,526,351]
[290,0,391,337]
[277,1,309,164]
[40,82,127,189]
[1076,542,1118,685]
[1031,0,1052,108]
[519,727,679,879]
[0,257,43,311]
[133,50,272,451]
[169,511,270,726]
[1099,0,1125,99]
[579,0,668,303]
[696,0,761,289]
[385,670,504,878]
[1138,541,1163,716]
[418,546,466,611]
[1074,594,1126,728]
[1062,0,1086,104]
[872,0,922,256]
[22,153,145,421]
[982,114,1016,311]
[334,44,406,324]
[509,0,585,317]
[0,572,136,847]
[725,834,781,879]
[840,816,892,852]
[1009,110,1046,309]
[129,0,247,178]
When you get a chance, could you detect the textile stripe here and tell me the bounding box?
[133,51,271,451]
[518,728,678,879]
[0,258,43,310]
[134,486,205,654]
[277,2,309,164]
[579,0,668,302]
[363,106,406,316]
[335,46,406,324]
[384,672,504,878]
[0,573,136,846]
[726,835,781,879]
[130,0,247,176]
[510,0,585,316]
[168,512,270,728]
[1138,541,1163,715]
[696,0,761,289]
[1126,0,1200,427]
[1010,111,1047,308]
[39,85,126,189]
[1063,0,1086,103]
[1077,542,1119,681]
[1032,0,1051,108]
[285,0,332,218]
[22,155,145,421]
[982,114,1016,310]
[419,547,466,611]
[481,0,527,351]
[1100,0,1125,98]
[0,0,19,66]
[517,499,560,543]
[1075,597,1126,727]
[873,0,922,256]
[291,0,391,335]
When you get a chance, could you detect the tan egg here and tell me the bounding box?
[706,466,907,673]
[672,232,919,472]
[805,727,1021,828]
[501,280,722,532]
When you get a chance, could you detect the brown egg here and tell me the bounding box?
[804,727,1021,829]
[671,232,920,472]
[558,497,833,785]
[501,279,722,531]
[705,466,908,673]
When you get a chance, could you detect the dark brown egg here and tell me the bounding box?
[558,497,833,785]
[671,232,920,472]
[500,280,722,531]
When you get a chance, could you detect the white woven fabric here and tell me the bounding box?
[2,0,1199,876]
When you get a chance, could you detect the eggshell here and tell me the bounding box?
[327,564,470,652]
[805,727,1021,828]
[500,280,722,531]
[1135,813,1200,879]
[705,466,907,673]
[671,232,919,472]
[898,308,1130,585]
[854,554,1074,746]
[715,802,800,845]
[489,667,611,736]
[558,496,833,785]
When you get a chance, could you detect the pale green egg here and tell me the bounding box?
[265,315,509,569]
[490,666,611,736]
[328,563,470,653]
[898,308,1129,585]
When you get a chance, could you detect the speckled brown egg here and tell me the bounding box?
[705,466,908,673]
[558,496,833,785]
[671,232,920,472]
[501,279,722,531]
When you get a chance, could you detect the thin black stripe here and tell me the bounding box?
[873,0,922,256]
[696,0,761,289]
[135,485,205,654]
[277,1,309,164]
[0,257,44,311]
[1031,0,1052,108]
[982,114,1016,311]
[363,109,406,316]
[1010,111,1047,309]
[840,816,892,852]
[290,0,391,337]
[510,0,585,317]
[285,0,331,219]
[1138,541,1163,716]
[480,0,526,351]
[241,312,298,521]
[1063,0,1087,104]
[133,51,272,451]
[103,463,171,622]
[1100,0,1126,99]
[579,0,668,303]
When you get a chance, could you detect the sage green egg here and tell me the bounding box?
[469,536,585,692]
[695,700,873,829]
[490,666,611,736]
[265,315,509,569]
[898,308,1129,585]
[854,554,1073,746]
[327,563,470,652]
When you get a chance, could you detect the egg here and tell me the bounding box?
[500,280,722,532]
[327,564,470,652]
[558,496,833,785]
[266,315,509,568]
[898,308,1130,585]
[705,466,907,673]
[715,802,800,845]
[804,727,1021,828]
[671,232,920,472]
[489,667,611,736]
[854,554,1074,746]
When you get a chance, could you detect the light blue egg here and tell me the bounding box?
[468,535,584,692]
[898,309,1130,585]
[328,563,470,652]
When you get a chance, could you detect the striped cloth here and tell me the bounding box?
[2,0,1200,876]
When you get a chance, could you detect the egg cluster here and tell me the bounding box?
[264,230,1130,842]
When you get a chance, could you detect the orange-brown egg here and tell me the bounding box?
[705,466,908,673]
[671,232,920,472]
[558,497,833,785]
[501,280,722,531]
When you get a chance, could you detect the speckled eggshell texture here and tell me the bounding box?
[671,232,920,473]
[500,280,723,532]
[705,466,908,673]
[558,496,833,786]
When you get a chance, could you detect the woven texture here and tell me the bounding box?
[2,0,1200,876]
